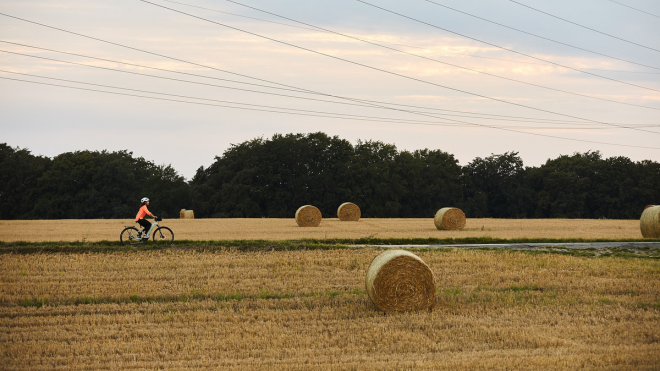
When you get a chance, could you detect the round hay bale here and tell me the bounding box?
[180,210,194,219]
[295,205,322,227]
[180,209,186,219]
[337,202,361,221]
[365,250,436,312]
[644,205,657,211]
[640,206,660,238]
[434,207,466,230]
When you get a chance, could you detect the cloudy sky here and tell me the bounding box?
[1,0,659,178]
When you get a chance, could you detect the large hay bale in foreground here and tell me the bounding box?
[644,205,657,211]
[365,250,436,312]
[295,205,322,227]
[179,209,194,219]
[337,202,361,221]
[434,207,466,230]
[640,206,660,238]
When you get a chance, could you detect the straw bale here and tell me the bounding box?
[434,207,466,230]
[644,205,656,211]
[337,202,361,221]
[179,209,194,219]
[295,205,322,227]
[365,250,436,312]
[640,206,660,238]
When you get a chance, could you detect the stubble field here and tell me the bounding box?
[0,218,646,242]
[1,218,658,369]
[1,248,659,369]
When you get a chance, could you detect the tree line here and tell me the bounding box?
[2,133,658,220]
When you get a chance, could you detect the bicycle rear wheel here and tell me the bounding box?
[120,227,142,246]
[153,227,174,246]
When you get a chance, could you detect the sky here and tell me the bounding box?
[1,0,659,179]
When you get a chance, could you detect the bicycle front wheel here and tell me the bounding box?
[153,227,174,246]
[120,227,142,246]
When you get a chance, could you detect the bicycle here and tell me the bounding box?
[120,216,174,246]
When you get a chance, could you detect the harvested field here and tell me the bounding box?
[0,218,646,242]
[1,248,659,369]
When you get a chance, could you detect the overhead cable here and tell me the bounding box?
[137,0,660,134]
[220,0,660,110]
[609,0,660,19]
[164,0,658,73]
[354,0,660,92]
[509,0,660,53]
[3,43,627,126]
[0,61,648,129]
[420,0,660,72]
[6,68,636,129]
[3,74,658,149]
[0,10,501,129]
[1,8,656,136]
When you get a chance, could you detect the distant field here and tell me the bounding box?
[1,248,658,370]
[0,218,645,242]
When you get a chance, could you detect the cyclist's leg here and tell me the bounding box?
[137,219,151,235]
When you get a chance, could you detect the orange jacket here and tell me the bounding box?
[135,205,154,222]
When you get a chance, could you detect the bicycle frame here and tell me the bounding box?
[144,220,159,236]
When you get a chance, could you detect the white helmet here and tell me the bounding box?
[141,197,149,203]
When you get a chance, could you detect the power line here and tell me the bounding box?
[9,40,638,126]
[0,43,312,95]
[6,67,655,129]
[509,0,660,53]
[2,8,656,137]
[2,43,624,126]
[1,10,508,130]
[0,75,465,126]
[0,72,568,129]
[609,0,660,19]
[0,11,313,95]
[137,0,660,135]
[0,68,483,127]
[420,0,660,72]
[220,0,660,111]
[163,0,659,74]
[355,0,660,92]
[3,74,658,149]
[0,11,478,134]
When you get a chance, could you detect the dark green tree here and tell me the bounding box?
[396,149,463,217]
[530,151,660,218]
[530,151,600,218]
[190,133,464,218]
[30,150,190,219]
[462,152,534,218]
[0,144,51,219]
[190,133,354,218]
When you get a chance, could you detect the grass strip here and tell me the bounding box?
[2,237,660,253]
[1,239,659,261]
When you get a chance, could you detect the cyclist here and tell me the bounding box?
[135,197,157,239]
